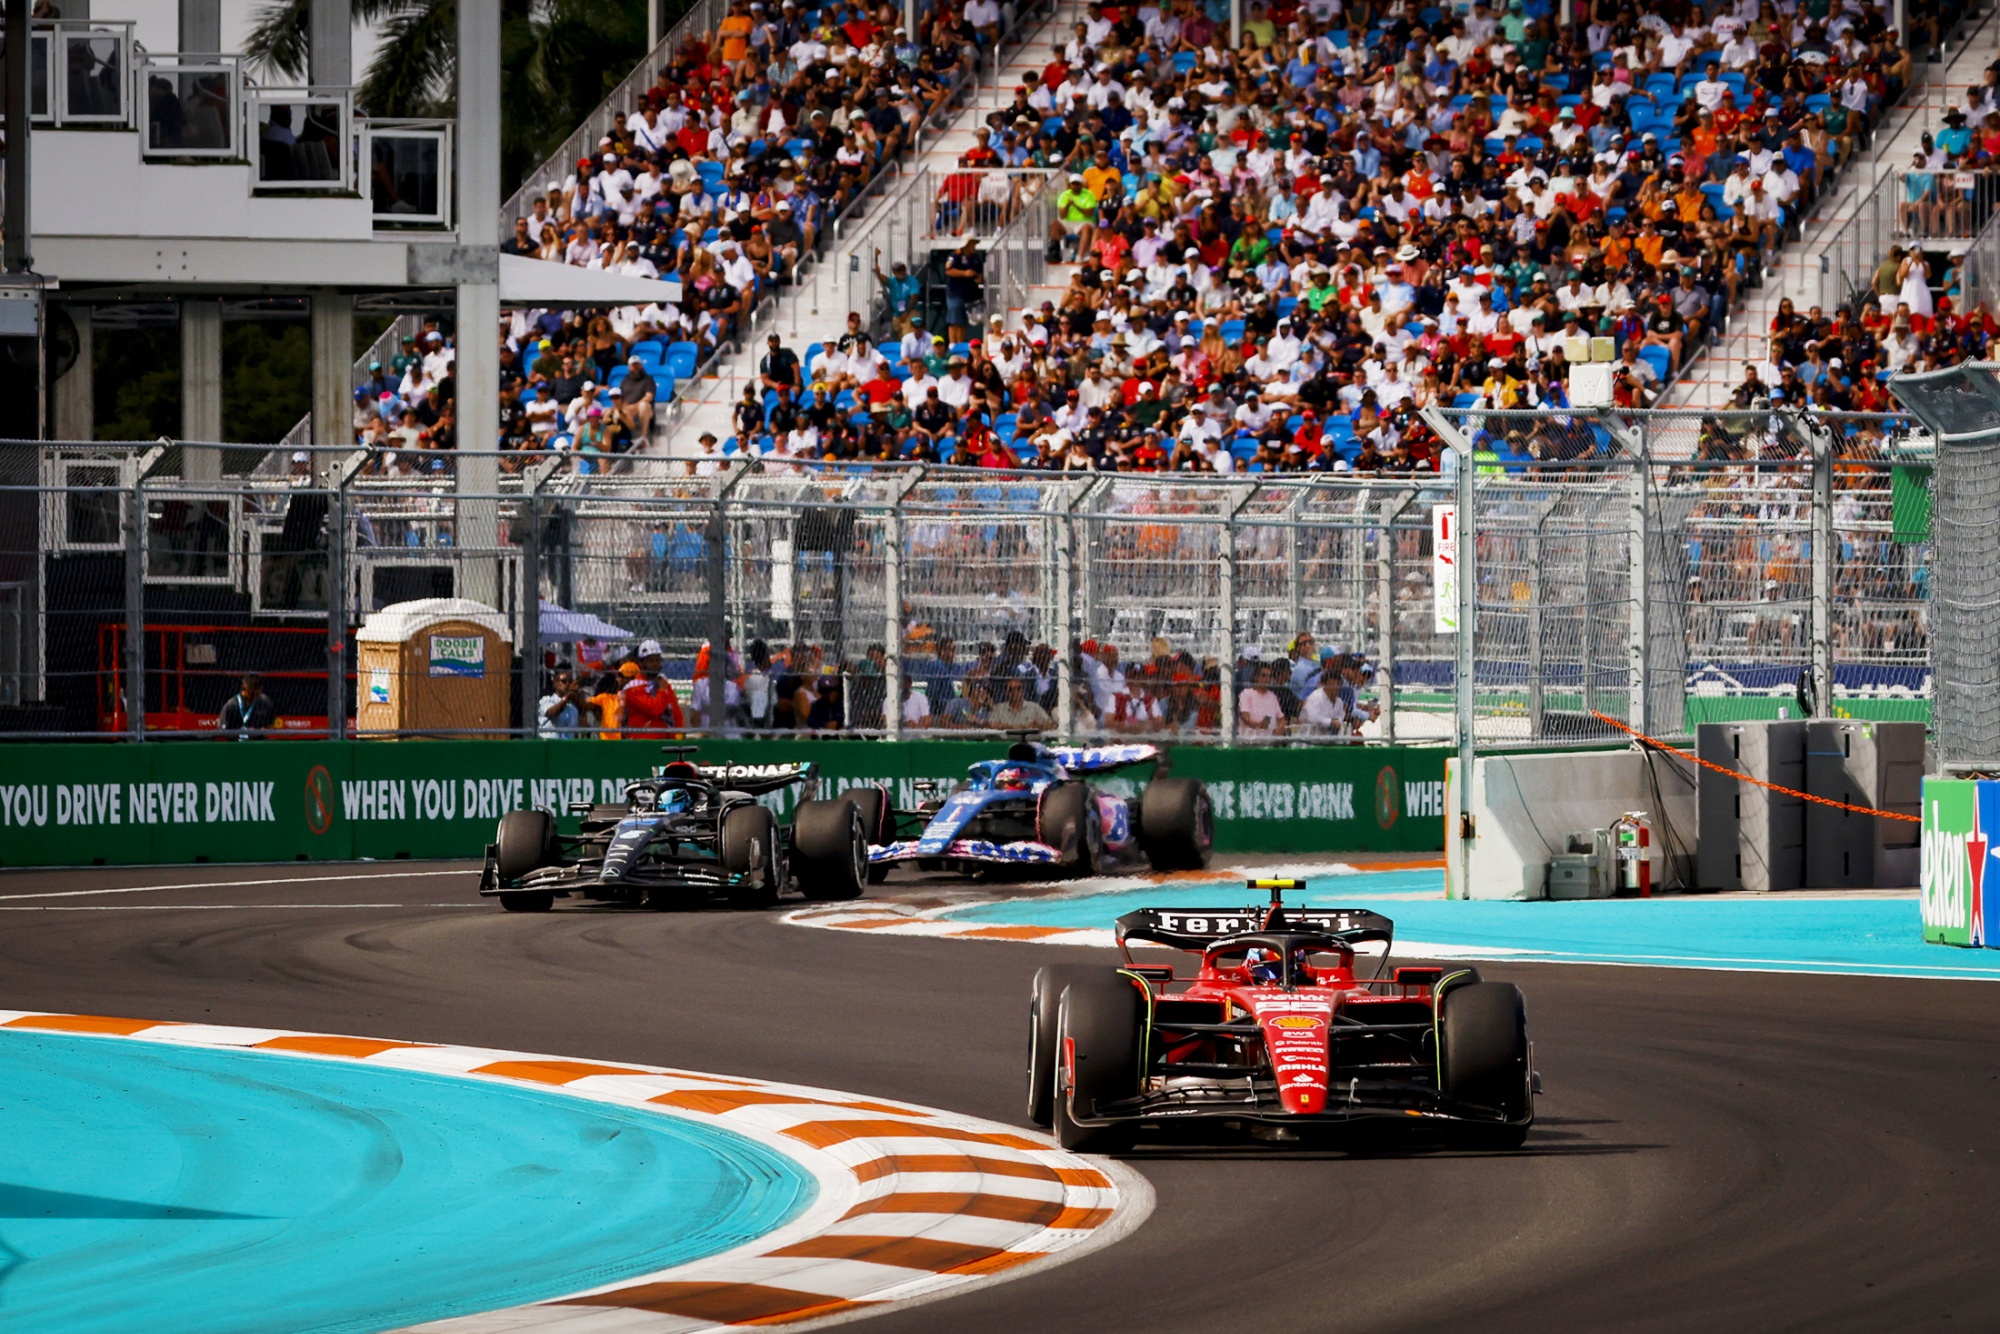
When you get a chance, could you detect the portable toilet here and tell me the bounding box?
[354,597,513,737]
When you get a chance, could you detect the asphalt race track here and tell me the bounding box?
[5,863,1999,1332]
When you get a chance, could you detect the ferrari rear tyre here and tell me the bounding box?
[1052,973,1143,1153]
[498,890,554,913]
[495,810,556,882]
[721,804,781,909]
[792,799,867,901]
[1440,981,1532,1149]
[1037,782,1101,876]
[1138,777,1213,871]
[1028,964,1105,1126]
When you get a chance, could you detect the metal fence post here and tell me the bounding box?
[1453,444,1476,899]
[518,486,542,738]
[1054,505,1073,740]
[326,473,346,738]
[1811,430,1833,716]
[1218,512,1238,745]
[707,495,729,736]
[1377,490,1417,744]
[1627,457,1650,732]
[123,476,144,740]
[884,479,915,740]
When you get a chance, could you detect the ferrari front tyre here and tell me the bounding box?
[1138,776,1214,872]
[1440,981,1532,1149]
[792,799,866,901]
[495,809,556,883]
[721,804,782,909]
[1053,973,1143,1153]
[1037,782,1101,876]
[1028,964,1107,1127]
[498,890,554,913]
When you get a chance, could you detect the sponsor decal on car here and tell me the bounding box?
[1050,744,1160,773]
[1269,1015,1325,1030]
[948,839,1061,863]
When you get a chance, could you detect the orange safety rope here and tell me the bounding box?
[1587,710,1922,824]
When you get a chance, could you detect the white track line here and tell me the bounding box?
[0,869,467,901]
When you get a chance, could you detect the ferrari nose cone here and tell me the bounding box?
[1257,1006,1331,1116]
[1279,1076,1327,1115]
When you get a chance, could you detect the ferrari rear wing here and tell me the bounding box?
[1115,906,1395,953]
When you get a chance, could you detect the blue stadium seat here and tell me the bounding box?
[1638,344,1672,382]
[1219,318,1246,344]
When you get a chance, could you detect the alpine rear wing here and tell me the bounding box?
[1115,906,1395,952]
[1047,743,1164,774]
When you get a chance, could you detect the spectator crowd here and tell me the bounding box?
[712,0,1921,474]
[534,628,1383,738]
[336,0,1945,480]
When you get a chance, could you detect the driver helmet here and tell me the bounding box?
[994,766,1033,791]
[1245,947,1283,986]
[660,786,694,815]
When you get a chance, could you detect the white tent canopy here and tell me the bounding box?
[499,254,684,308]
[538,601,632,641]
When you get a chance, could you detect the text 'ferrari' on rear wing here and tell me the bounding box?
[1116,906,1396,952]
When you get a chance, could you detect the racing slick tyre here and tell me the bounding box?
[721,804,782,909]
[1037,782,1101,876]
[791,799,867,902]
[841,787,892,884]
[495,810,557,883]
[1028,965,1106,1126]
[498,890,555,913]
[1053,973,1143,1154]
[1440,981,1533,1149]
[1138,776,1214,872]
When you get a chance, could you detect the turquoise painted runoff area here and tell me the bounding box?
[944,871,2000,982]
[0,1032,815,1333]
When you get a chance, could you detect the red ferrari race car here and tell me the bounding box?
[1027,880,1538,1152]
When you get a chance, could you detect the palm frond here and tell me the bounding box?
[242,0,312,81]
[356,0,458,118]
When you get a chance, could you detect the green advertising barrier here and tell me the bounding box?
[1921,776,1996,948]
[0,740,1448,868]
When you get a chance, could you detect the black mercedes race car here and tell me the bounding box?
[478,751,867,912]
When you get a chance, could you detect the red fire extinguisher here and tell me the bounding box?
[1611,812,1651,897]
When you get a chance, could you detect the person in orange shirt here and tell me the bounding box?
[589,669,627,740]
[621,639,686,738]
[717,1,754,66]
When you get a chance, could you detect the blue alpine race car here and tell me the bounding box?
[856,742,1213,880]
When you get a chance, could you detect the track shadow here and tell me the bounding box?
[0,1183,267,1220]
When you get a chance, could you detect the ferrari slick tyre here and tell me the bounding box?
[1440,981,1532,1149]
[1028,965,1106,1126]
[1038,782,1101,876]
[721,804,781,909]
[1053,973,1142,1153]
[1138,777,1213,871]
[495,810,556,882]
[498,890,554,913]
[792,799,867,901]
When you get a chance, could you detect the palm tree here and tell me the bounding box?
[244,0,655,189]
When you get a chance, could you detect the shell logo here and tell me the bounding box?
[1270,1016,1324,1030]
